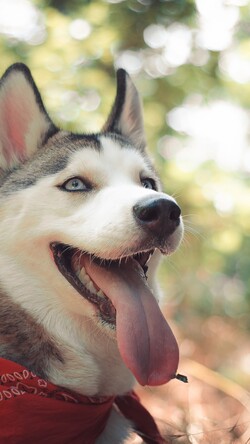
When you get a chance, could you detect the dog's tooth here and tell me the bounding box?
[79,266,87,277]
[85,274,91,283]
[85,280,96,294]
[97,290,105,298]
[76,265,101,296]
[77,267,88,282]
[76,266,83,275]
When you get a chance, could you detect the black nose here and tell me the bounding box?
[133,197,181,236]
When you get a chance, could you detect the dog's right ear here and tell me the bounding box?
[0,63,57,171]
[103,69,146,151]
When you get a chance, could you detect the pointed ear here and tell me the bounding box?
[0,63,57,170]
[103,69,146,150]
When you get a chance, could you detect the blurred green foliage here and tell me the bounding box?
[0,0,249,333]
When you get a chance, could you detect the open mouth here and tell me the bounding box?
[50,241,179,386]
[50,242,153,325]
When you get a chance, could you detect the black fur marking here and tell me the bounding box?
[103,69,127,134]
[67,133,101,150]
[42,124,59,146]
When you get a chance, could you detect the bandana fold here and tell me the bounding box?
[0,358,166,444]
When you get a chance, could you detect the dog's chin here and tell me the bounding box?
[50,242,154,326]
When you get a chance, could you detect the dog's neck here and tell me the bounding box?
[45,310,135,396]
[0,286,134,397]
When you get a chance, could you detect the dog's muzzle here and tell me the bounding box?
[50,196,182,387]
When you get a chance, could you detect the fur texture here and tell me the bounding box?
[0,64,183,443]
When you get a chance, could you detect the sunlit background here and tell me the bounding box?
[0,0,249,442]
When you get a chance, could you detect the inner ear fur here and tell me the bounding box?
[0,63,57,171]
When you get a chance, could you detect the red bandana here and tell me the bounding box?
[0,358,166,444]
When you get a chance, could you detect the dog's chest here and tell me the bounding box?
[47,328,135,397]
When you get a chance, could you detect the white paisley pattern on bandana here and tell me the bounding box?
[0,359,114,405]
[0,366,81,403]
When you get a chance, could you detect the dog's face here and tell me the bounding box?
[0,64,183,388]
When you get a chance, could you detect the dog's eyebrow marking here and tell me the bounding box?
[67,133,101,151]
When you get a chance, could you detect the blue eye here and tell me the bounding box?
[141,178,157,191]
[62,177,91,192]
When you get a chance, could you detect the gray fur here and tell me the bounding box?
[0,288,63,379]
[0,133,101,195]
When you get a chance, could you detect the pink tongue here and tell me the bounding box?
[83,256,179,386]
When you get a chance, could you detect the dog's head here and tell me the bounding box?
[0,64,183,387]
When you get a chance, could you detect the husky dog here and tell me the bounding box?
[0,64,183,443]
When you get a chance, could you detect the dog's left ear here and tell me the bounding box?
[103,69,146,151]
